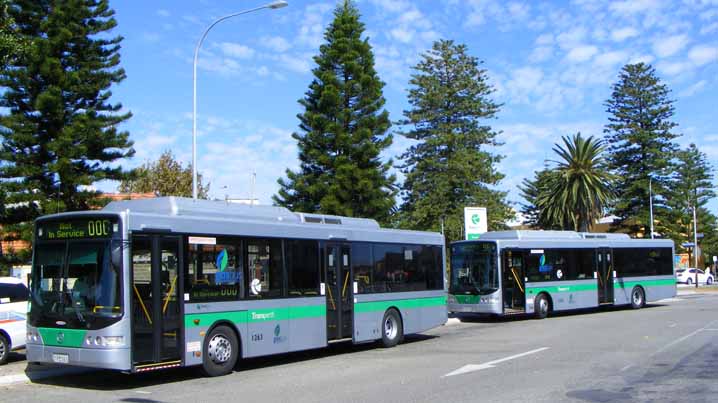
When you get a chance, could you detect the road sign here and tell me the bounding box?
[464,207,487,240]
[682,242,695,248]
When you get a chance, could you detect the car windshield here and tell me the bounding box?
[450,242,499,295]
[29,241,122,330]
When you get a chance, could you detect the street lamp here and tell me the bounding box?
[192,0,289,200]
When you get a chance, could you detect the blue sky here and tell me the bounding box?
[102,0,718,214]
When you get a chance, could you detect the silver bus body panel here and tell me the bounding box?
[353,290,447,343]
[25,318,132,371]
[524,279,599,313]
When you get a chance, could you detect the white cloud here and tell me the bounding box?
[565,45,599,62]
[278,53,312,74]
[556,27,588,50]
[629,54,655,64]
[657,60,692,76]
[390,27,414,43]
[701,22,718,35]
[261,36,291,53]
[678,80,708,97]
[217,42,255,59]
[688,45,718,66]
[610,0,663,15]
[529,46,553,63]
[653,34,690,58]
[535,33,554,45]
[157,9,170,18]
[594,50,628,67]
[297,3,333,48]
[610,27,639,42]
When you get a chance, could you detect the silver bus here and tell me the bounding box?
[448,231,675,319]
[27,197,446,376]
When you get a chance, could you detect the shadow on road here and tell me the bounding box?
[28,334,437,392]
[452,303,667,323]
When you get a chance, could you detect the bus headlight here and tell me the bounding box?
[101,336,124,347]
[27,331,40,343]
[87,336,124,347]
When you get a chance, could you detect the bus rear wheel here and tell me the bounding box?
[631,287,645,309]
[201,325,239,377]
[534,294,549,319]
[381,309,403,348]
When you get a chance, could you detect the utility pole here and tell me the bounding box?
[649,177,655,239]
[693,205,699,288]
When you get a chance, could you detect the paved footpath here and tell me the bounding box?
[2,292,717,402]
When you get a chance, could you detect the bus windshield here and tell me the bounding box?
[29,241,123,330]
[450,242,499,295]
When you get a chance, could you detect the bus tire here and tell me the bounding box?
[381,309,403,348]
[0,334,8,365]
[630,287,645,309]
[201,325,239,377]
[534,293,549,319]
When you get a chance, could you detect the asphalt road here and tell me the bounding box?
[2,293,717,403]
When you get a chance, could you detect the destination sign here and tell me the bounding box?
[38,218,118,240]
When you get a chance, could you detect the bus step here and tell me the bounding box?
[503,308,525,315]
[328,337,353,344]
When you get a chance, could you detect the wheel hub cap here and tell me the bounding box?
[207,335,232,364]
[385,317,397,339]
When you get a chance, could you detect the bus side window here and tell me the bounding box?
[246,239,283,299]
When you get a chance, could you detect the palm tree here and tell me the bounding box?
[537,133,614,232]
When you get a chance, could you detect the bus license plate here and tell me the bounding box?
[52,353,69,364]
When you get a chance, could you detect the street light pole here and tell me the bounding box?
[649,177,654,239]
[192,1,288,200]
[693,205,699,288]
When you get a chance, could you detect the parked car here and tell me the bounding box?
[675,268,714,285]
[0,277,28,365]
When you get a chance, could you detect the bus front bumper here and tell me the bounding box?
[26,344,132,371]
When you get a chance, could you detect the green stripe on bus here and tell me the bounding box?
[614,279,675,289]
[526,283,598,294]
[452,294,480,304]
[184,305,326,328]
[38,328,87,348]
[354,296,447,313]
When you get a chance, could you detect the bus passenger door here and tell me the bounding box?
[502,250,525,313]
[131,235,182,367]
[597,249,614,304]
[325,243,352,341]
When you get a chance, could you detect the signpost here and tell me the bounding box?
[464,207,488,240]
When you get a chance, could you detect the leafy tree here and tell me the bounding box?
[604,63,679,237]
[273,0,396,223]
[539,134,613,232]
[0,0,29,68]
[118,150,210,198]
[519,167,563,230]
[664,144,717,263]
[0,0,134,264]
[396,39,511,242]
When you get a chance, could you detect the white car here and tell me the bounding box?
[675,268,714,285]
[0,277,28,365]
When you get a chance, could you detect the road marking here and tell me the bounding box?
[620,364,633,372]
[0,374,29,386]
[654,319,718,355]
[668,323,677,328]
[135,391,152,394]
[444,347,550,377]
[0,366,89,386]
[446,318,461,326]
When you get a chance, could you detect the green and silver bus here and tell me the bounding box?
[448,231,675,319]
[27,197,446,376]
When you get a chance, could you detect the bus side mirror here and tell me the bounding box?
[111,242,123,269]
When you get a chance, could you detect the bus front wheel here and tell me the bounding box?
[381,309,403,348]
[534,294,550,319]
[0,334,8,365]
[631,287,645,309]
[201,325,239,377]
